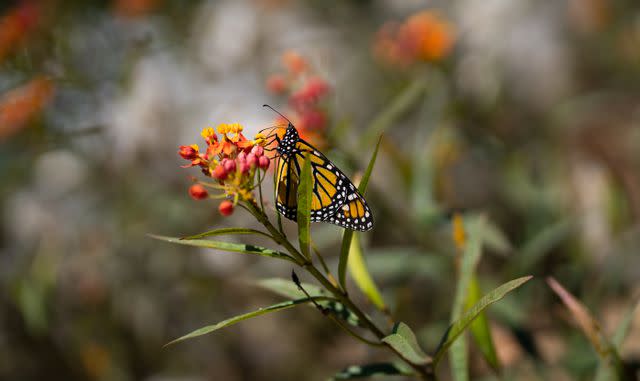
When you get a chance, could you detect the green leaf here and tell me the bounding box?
[256,277,325,299]
[363,76,428,144]
[547,277,627,381]
[611,300,639,349]
[150,235,296,262]
[466,277,500,371]
[297,152,312,260]
[594,299,639,381]
[433,276,533,367]
[449,215,485,381]
[255,278,361,327]
[338,136,382,289]
[347,234,386,311]
[180,227,273,240]
[165,296,335,346]
[329,362,412,380]
[382,322,431,366]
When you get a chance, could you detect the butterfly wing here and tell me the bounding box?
[275,155,299,220]
[274,137,374,231]
[325,192,374,231]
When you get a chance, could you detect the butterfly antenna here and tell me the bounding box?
[263,104,293,125]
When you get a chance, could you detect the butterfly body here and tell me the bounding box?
[271,122,373,231]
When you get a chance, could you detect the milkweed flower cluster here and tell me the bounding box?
[374,10,455,68]
[266,51,331,149]
[178,123,270,216]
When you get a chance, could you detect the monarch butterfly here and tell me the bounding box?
[262,105,374,232]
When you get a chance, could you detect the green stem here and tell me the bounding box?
[243,200,435,380]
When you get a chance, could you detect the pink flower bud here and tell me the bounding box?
[237,151,246,161]
[258,155,270,169]
[246,153,257,167]
[239,161,250,174]
[222,158,236,172]
[251,145,264,157]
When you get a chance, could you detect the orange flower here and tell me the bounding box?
[0,76,54,141]
[0,2,41,63]
[113,0,162,18]
[282,51,307,75]
[179,123,270,211]
[374,10,455,67]
[400,11,455,61]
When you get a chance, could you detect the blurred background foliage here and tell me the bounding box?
[1,0,640,380]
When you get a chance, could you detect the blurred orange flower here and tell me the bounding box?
[265,52,331,149]
[0,76,54,141]
[374,10,455,68]
[113,0,162,18]
[282,51,308,75]
[0,1,41,63]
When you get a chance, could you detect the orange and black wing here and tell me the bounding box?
[274,138,373,231]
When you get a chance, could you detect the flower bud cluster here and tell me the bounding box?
[265,51,331,149]
[178,123,271,216]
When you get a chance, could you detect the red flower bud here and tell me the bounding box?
[266,74,287,94]
[258,155,270,169]
[178,145,198,160]
[189,184,208,200]
[212,164,228,180]
[246,153,257,168]
[304,77,330,99]
[219,200,234,216]
[300,109,327,130]
[250,145,264,157]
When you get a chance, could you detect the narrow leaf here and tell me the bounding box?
[433,276,533,366]
[467,276,500,371]
[449,216,485,381]
[165,296,335,346]
[255,278,361,327]
[330,362,411,380]
[297,153,312,260]
[347,234,386,311]
[150,235,296,262]
[338,136,382,289]
[256,278,325,299]
[595,299,639,381]
[180,227,273,240]
[547,277,627,380]
[382,322,432,366]
[611,300,639,349]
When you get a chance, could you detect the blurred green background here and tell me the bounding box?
[1,0,640,380]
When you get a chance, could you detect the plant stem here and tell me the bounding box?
[244,200,435,380]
